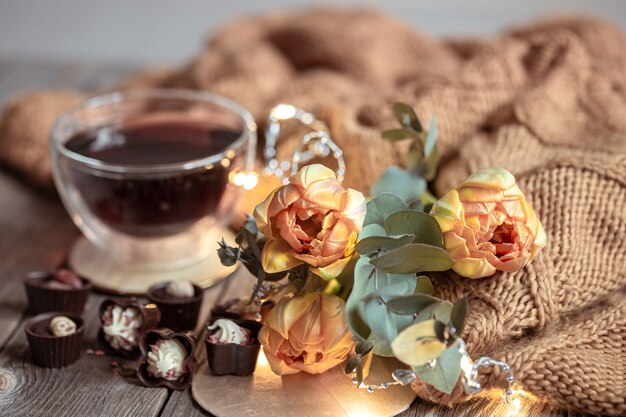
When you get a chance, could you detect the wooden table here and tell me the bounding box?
[0,59,574,417]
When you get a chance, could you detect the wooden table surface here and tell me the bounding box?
[0,59,577,417]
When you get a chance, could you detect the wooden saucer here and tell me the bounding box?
[68,228,238,295]
[192,352,416,417]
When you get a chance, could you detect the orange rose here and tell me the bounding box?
[430,168,546,279]
[259,292,354,375]
[254,164,366,279]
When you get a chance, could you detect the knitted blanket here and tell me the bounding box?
[0,9,624,416]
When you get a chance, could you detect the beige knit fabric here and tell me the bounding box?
[0,9,624,415]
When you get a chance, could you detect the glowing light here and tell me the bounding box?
[230,171,259,190]
[256,347,270,368]
[505,396,523,417]
[271,104,297,120]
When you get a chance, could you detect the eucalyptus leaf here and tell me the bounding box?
[434,320,448,343]
[412,342,462,395]
[356,363,364,385]
[345,356,360,373]
[424,115,438,157]
[358,223,387,240]
[415,275,434,295]
[384,211,444,247]
[371,166,426,203]
[408,199,424,212]
[393,102,422,132]
[346,257,376,342]
[382,128,418,141]
[217,239,238,267]
[367,333,395,356]
[355,234,414,256]
[243,214,259,236]
[407,138,425,172]
[370,244,454,274]
[363,280,415,342]
[386,293,439,315]
[391,320,446,367]
[415,301,454,323]
[356,340,375,356]
[423,115,439,181]
[364,193,409,227]
[451,297,468,335]
[347,249,419,354]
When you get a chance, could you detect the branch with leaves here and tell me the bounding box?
[372,103,439,208]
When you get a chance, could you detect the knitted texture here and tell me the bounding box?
[0,9,624,415]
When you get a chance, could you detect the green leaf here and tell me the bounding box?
[359,223,387,240]
[407,138,425,171]
[356,340,375,356]
[370,244,454,274]
[412,342,462,395]
[345,356,360,373]
[355,234,414,256]
[371,167,426,203]
[423,115,439,181]
[356,363,364,385]
[434,320,448,343]
[415,275,434,295]
[408,199,424,212]
[243,214,259,236]
[382,128,418,141]
[393,102,422,132]
[217,239,238,266]
[424,115,438,157]
[384,211,444,247]
[386,293,440,315]
[366,333,395,356]
[346,257,376,343]
[363,280,415,342]
[391,320,446,367]
[424,143,439,181]
[451,297,468,335]
[415,301,453,323]
[363,193,409,227]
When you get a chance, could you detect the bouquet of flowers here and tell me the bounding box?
[217,103,545,399]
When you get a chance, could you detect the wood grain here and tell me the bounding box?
[0,59,574,417]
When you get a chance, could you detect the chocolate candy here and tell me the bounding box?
[49,316,77,337]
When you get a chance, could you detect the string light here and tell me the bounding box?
[264,103,346,183]
[352,332,516,406]
[229,171,259,190]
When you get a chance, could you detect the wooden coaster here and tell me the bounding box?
[192,353,417,417]
[68,229,238,295]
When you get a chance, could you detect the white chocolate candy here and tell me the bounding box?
[101,305,143,351]
[50,316,77,337]
[207,319,249,345]
[165,280,195,298]
[147,338,188,380]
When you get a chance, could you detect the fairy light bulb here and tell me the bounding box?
[270,104,297,120]
[505,396,523,417]
[229,171,259,190]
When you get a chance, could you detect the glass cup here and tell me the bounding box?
[50,89,257,269]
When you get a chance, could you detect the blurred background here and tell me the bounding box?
[0,0,624,66]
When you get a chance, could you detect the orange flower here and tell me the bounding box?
[254,164,366,280]
[430,168,546,279]
[259,292,355,375]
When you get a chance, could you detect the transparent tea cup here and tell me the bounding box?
[50,89,257,270]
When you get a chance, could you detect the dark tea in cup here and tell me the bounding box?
[65,114,241,237]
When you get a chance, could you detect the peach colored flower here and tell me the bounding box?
[430,168,546,279]
[254,164,366,280]
[259,292,355,375]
